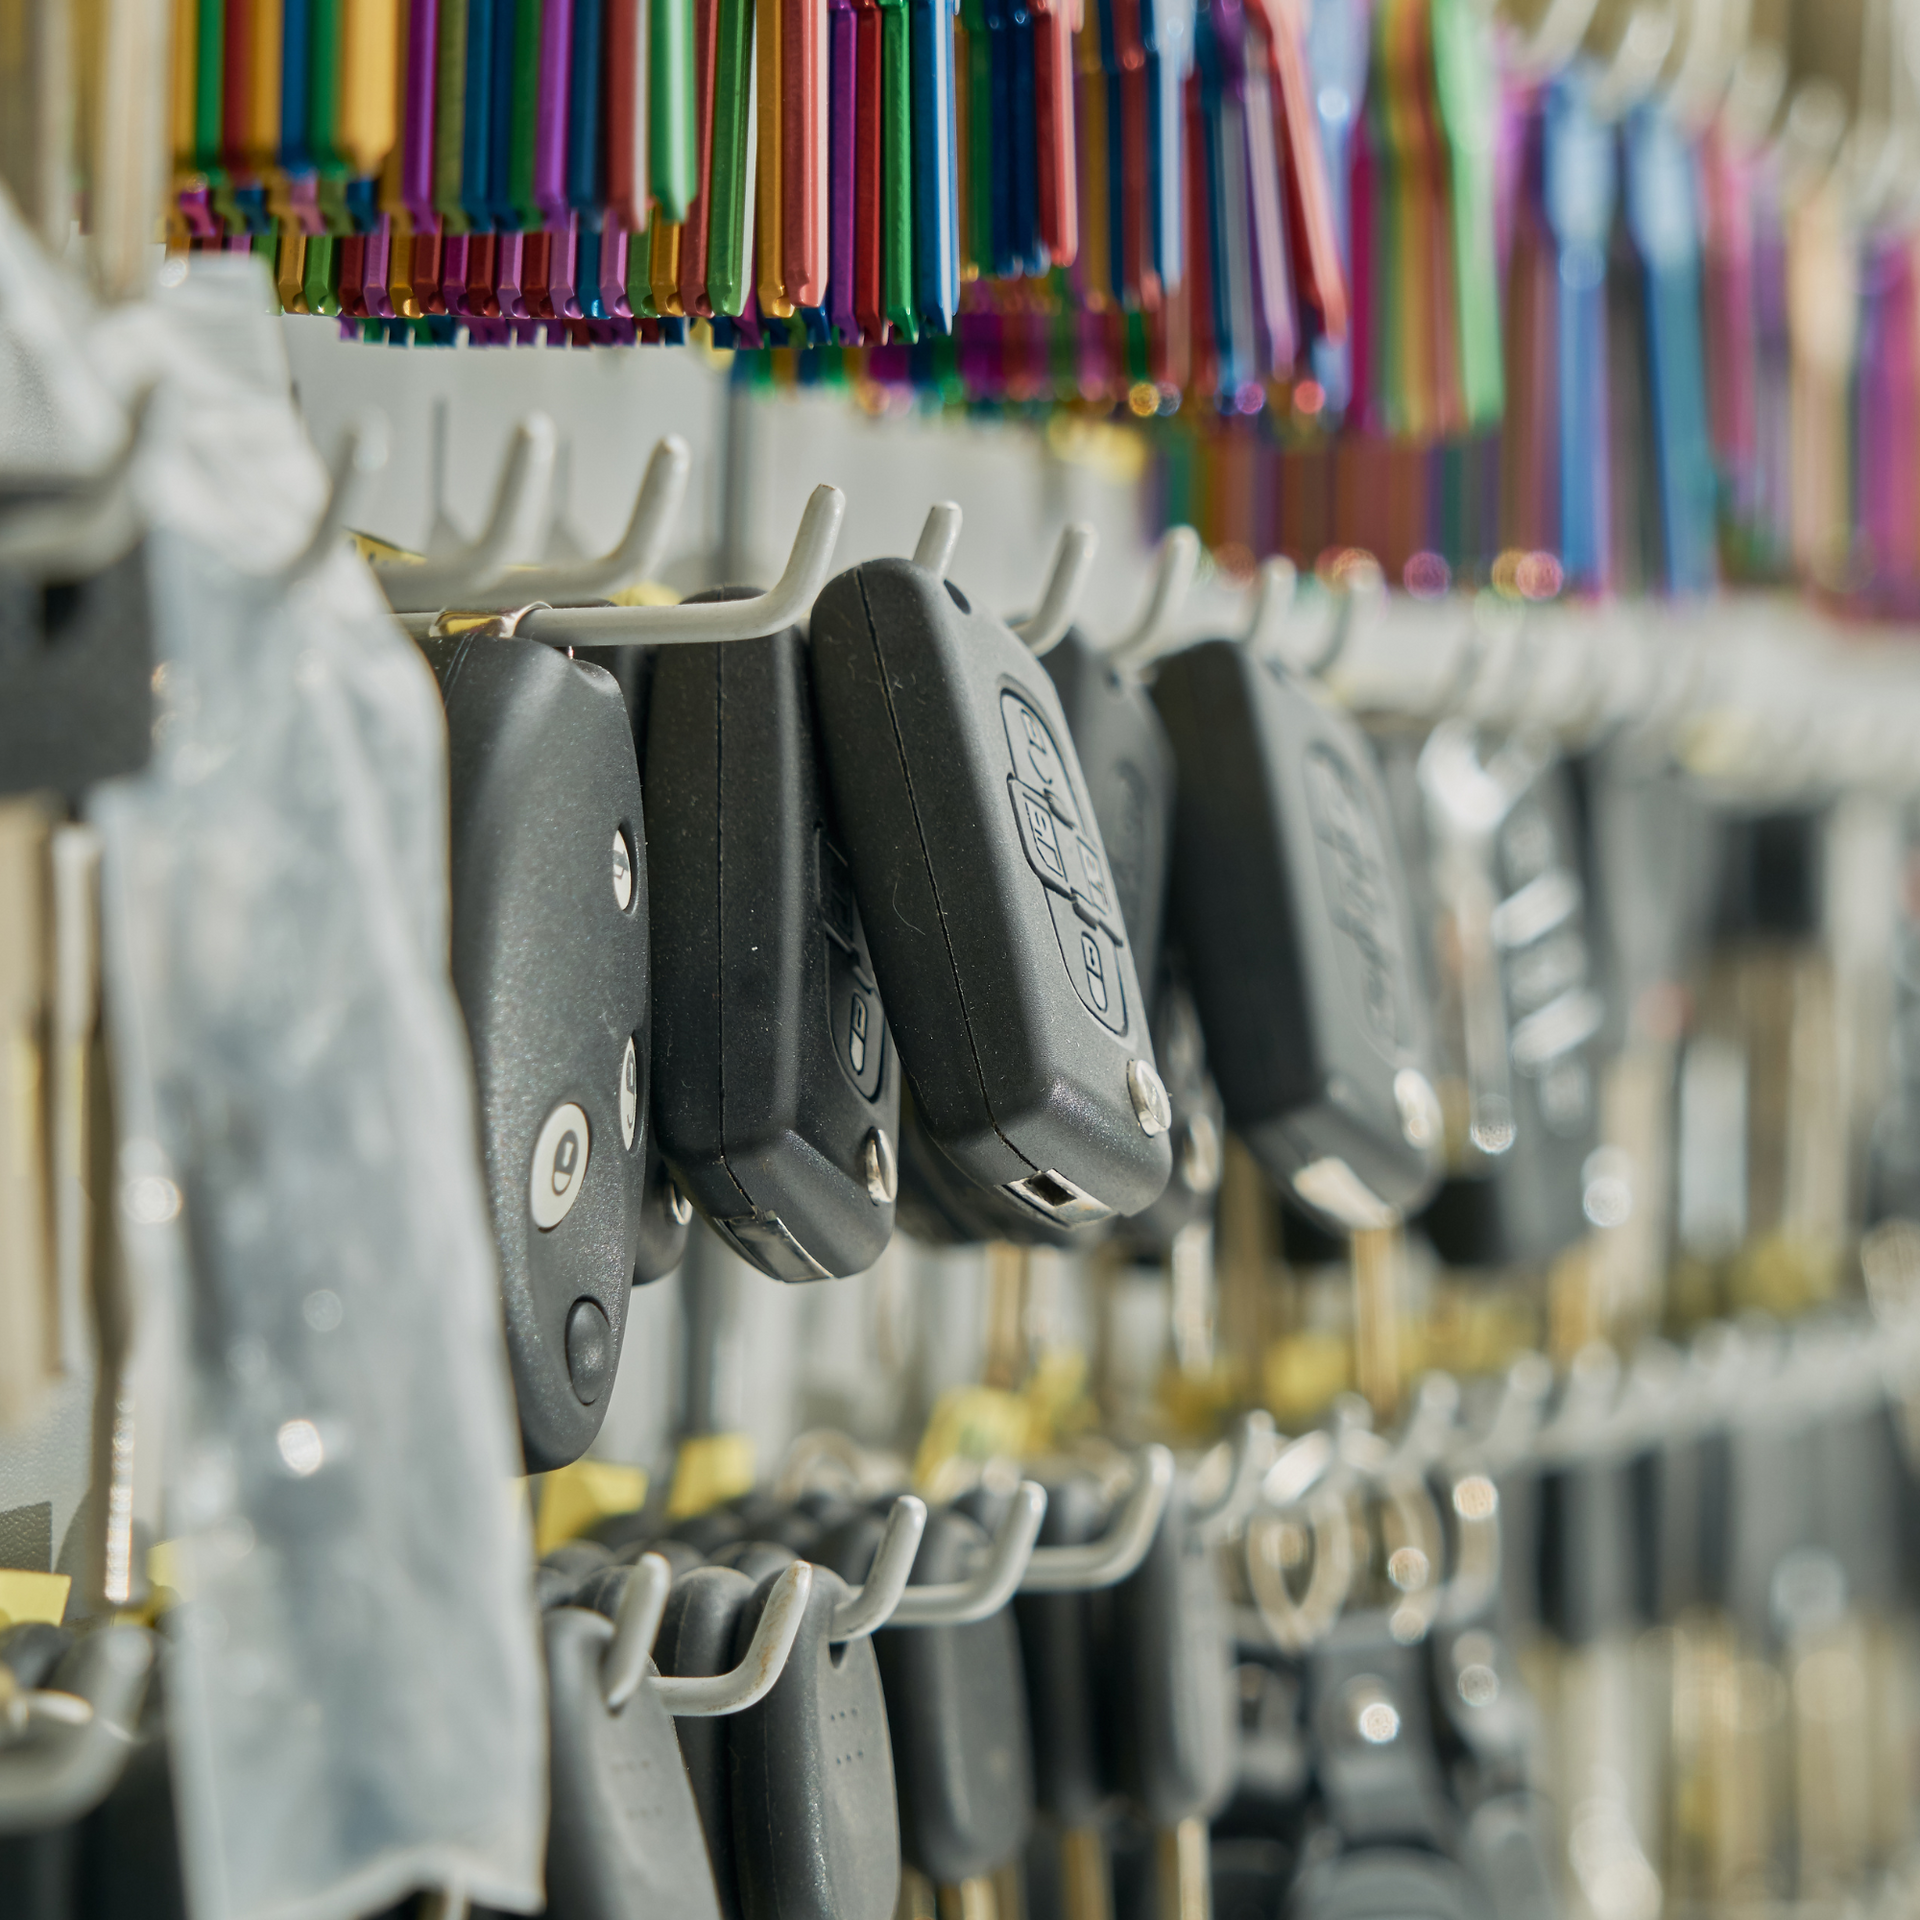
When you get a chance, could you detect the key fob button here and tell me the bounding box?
[1041,892,1127,1035]
[612,826,636,910]
[1011,778,1074,893]
[564,1297,614,1405]
[620,1037,640,1150]
[1000,691,1077,825]
[531,1103,592,1229]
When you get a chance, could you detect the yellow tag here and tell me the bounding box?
[0,1569,70,1627]
[349,529,418,565]
[912,1385,1041,1494]
[1261,1330,1353,1429]
[534,1459,649,1558]
[608,581,682,609]
[666,1432,755,1519]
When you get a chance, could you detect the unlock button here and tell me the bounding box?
[1011,779,1074,893]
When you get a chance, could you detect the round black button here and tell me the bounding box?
[564,1298,614,1406]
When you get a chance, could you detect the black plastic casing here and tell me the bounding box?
[575,640,691,1285]
[808,560,1172,1230]
[422,634,650,1471]
[0,546,153,802]
[541,1606,723,1920]
[645,613,900,1282]
[818,1506,1035,1883]
[1415,764,1602,1271]
[1152,640,1440,1231]
[728,1566,901,1920]
[1041,629,1177,994]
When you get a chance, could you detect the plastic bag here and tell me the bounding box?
[86,257,545,1920]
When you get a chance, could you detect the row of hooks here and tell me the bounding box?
[576,1440,1217,1725]
[274,397,1920,800]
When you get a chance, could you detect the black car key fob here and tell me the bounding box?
[1104,1479,1237,1829]
[654,1564,760,1920]
[0,545,153,802]
[576,639,692,1285]
[1114,975,1226,1257]
[421,631,652,1470]
[1152,639,1442,1231]
[728,1564,901,1920]
[1040,628,1178,995]
[645,601,901,1281]
[1007,1474,1112,1829]
[1407,733,1604,1270]
[808,559,1174,1231]
[541,1605,724,1920]
[819,1504,1035,1884]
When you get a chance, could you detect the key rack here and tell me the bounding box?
[20,4,1920,1919]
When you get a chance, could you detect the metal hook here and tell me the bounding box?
[1013,523,1100,657]
[1019,1445,1176,1590]
[600,1551,675,1711]
[490,434,693,606]
[914,501,964,578]
[0,1625,152,1835]
[1246,1486,1355,1654]
[1192,1417,1276,1544]
[285,411,390,589]
[1241,557,1299,657]
[827,1495,929,1641]
[1106,526,1200,666]
[500,484,847,647]
[374,414,559,613]
[887,1480,1047,1625]
[653,1562,815,1716]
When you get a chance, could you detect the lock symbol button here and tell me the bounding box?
[531,1102,592,1230]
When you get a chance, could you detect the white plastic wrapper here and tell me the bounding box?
[73,256,546,1920]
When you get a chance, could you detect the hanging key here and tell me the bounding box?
[808,516,1174,1235]
[726,1498,935,1920]
[817,1502,1037,1896]
[418,609,654,1471]
[645,594,903,1283]
[1103,1475,1237,1910]
[1151,637,1443,1234]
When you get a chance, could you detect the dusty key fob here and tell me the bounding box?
[819,1505,1036,1884]
[1103,1480,1237,1829]
[646,603,901,1281]
[421,632,652,1470]
[809,560,1173,1231]
[1152,640,1442,1231]
[541,1606,724,1920]
[729,1565,901,1920]
[1040,628,1178,994]
[0,547,153,801]
[1409,739,1605,1270]
[653,1565,761,1919]
[576,640,694,1285]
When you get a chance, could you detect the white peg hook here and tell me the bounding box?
[1241,557,1299,656]
[286,411,389,588]
[1191,1415,1277,1546]
[374,413,559,613]
[828,1496,929,1642]
[914,501,964,578]
[600,1552,675,1712]
[600,1553,816,1716]
[1014,522,1099,656]
[887,1480,1048,1626]
[653,1561,815,1716]
[494,434,692,607]
[1019,1445,1176,1589]
[505,483,847,647]
[1106,525,1200,666]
